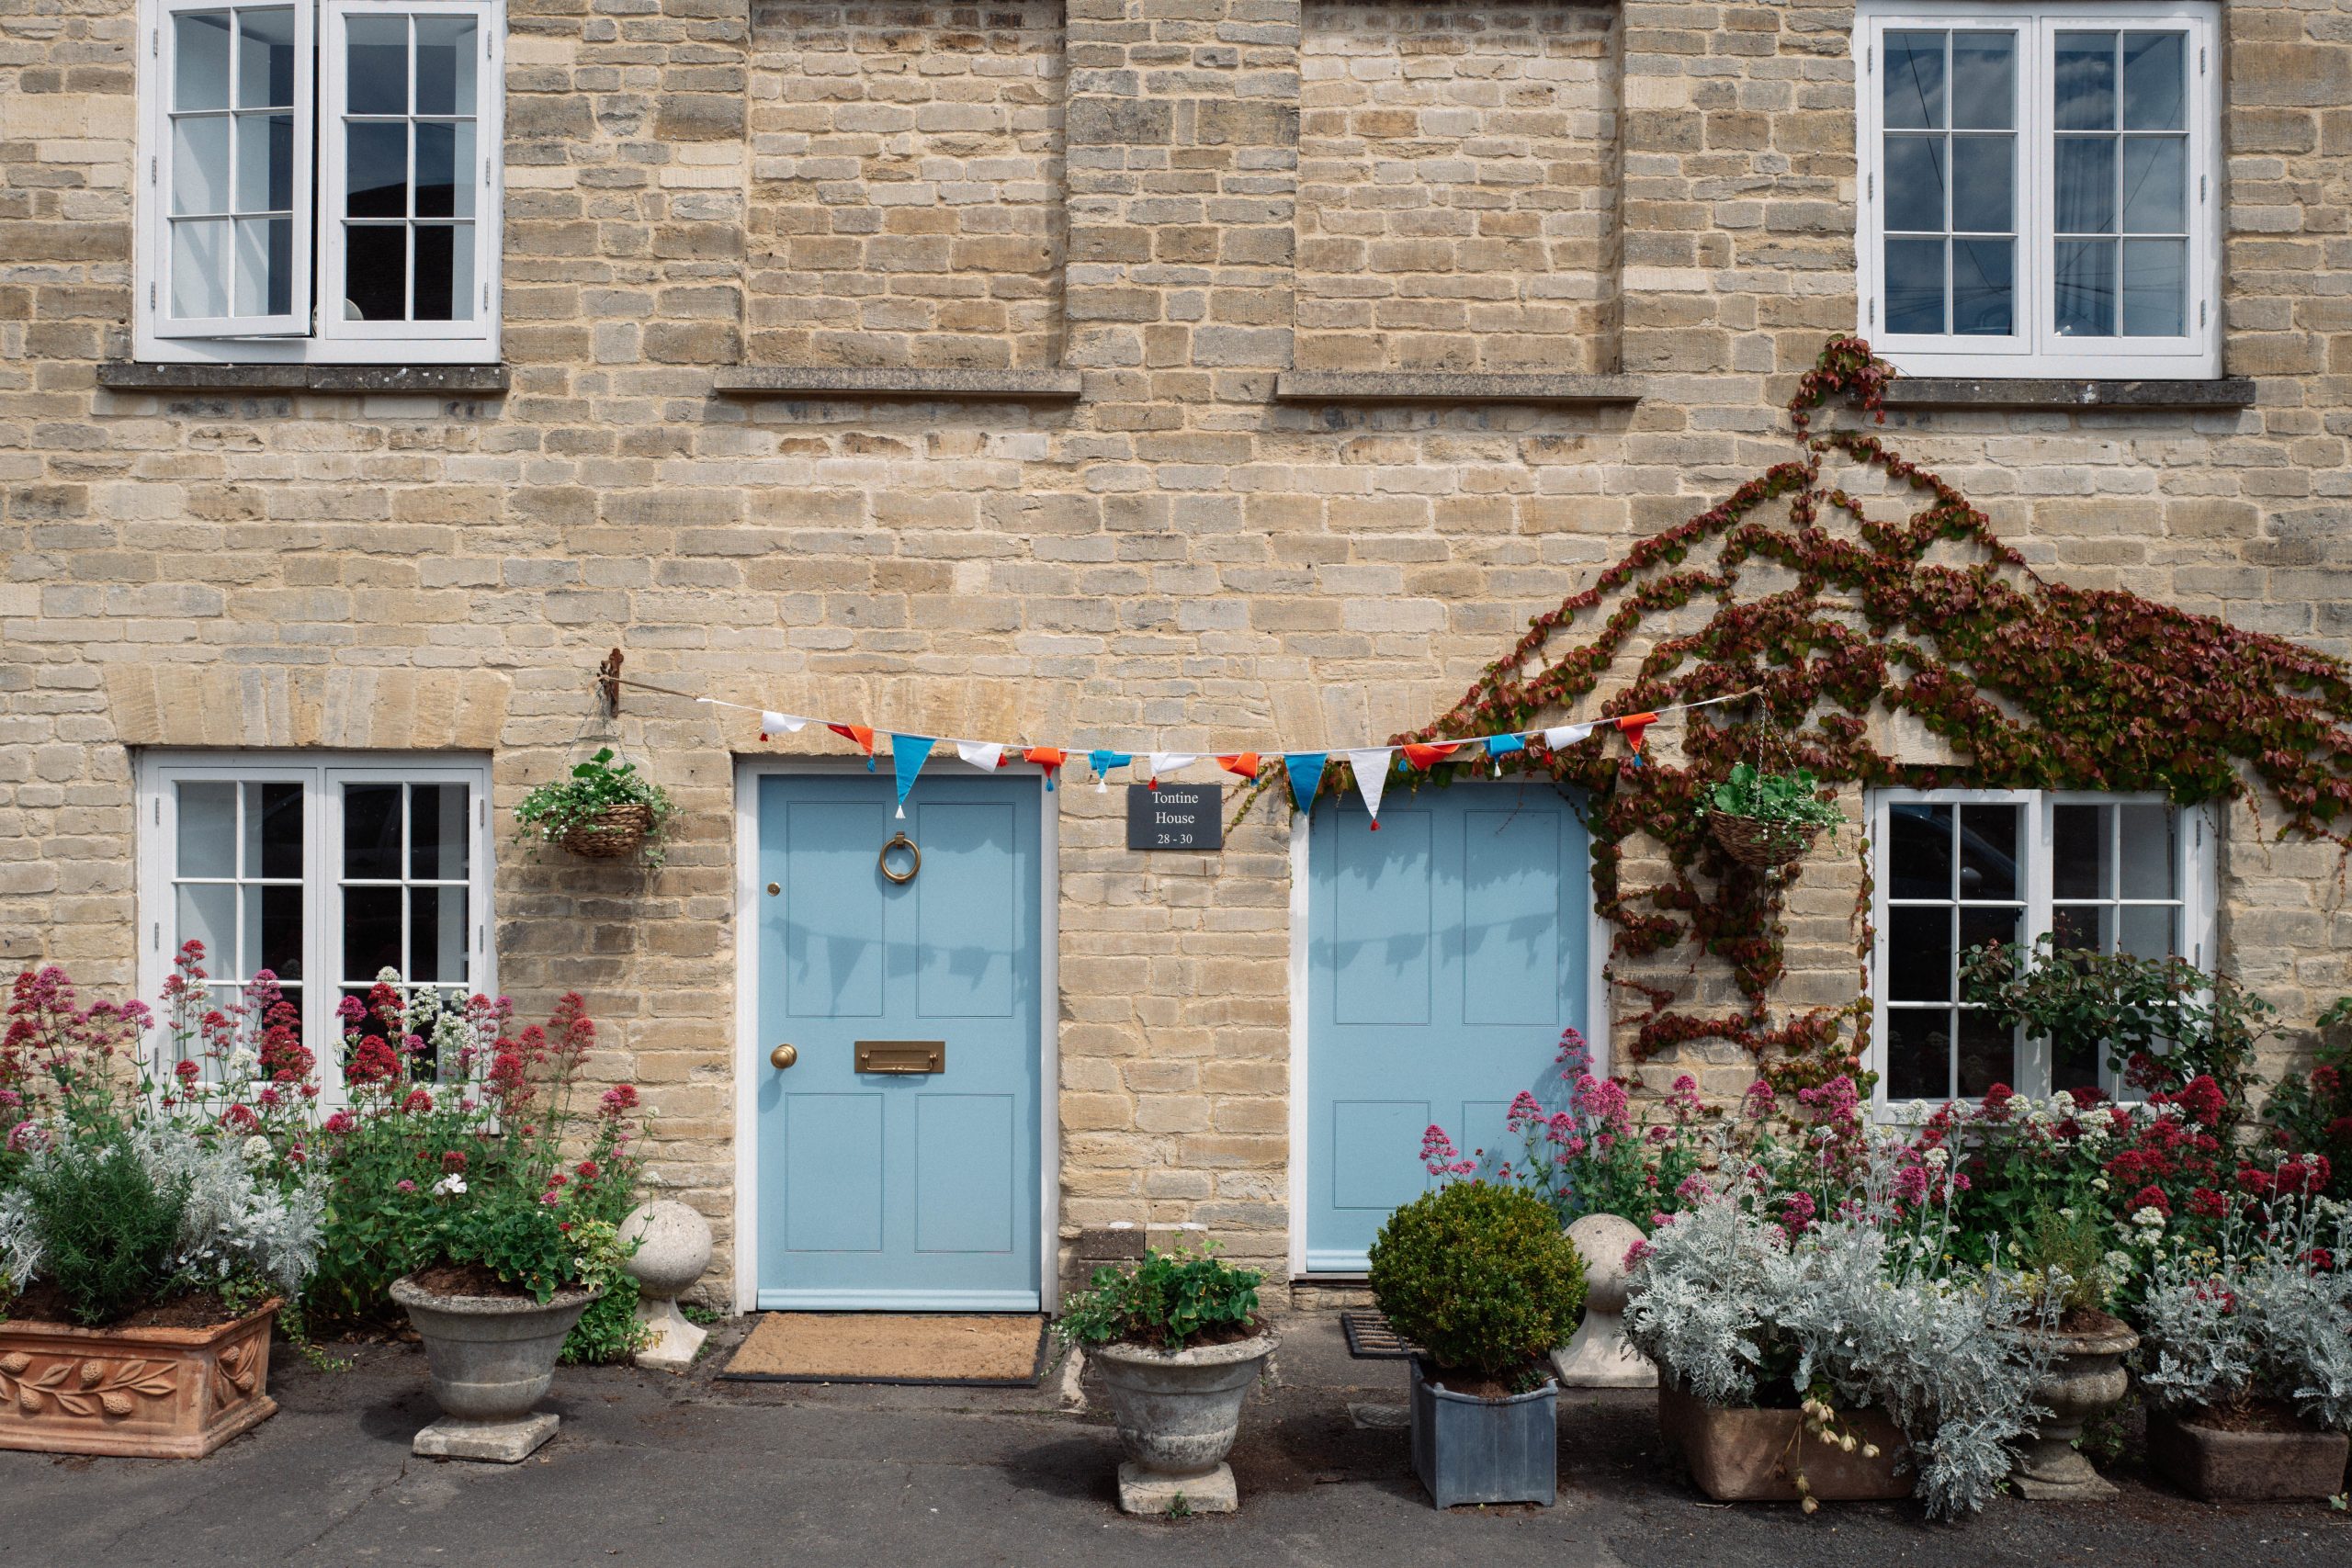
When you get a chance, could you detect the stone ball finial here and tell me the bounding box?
[1568,1212,1645,1312]
[1552,1212,1657,1389]
[620,1200,713,1302]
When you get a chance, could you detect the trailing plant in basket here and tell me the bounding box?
[1056,1243,1262,1351]
[1703,763,1844,838]
[514,748,676,868]
[1369,1181,1585,1382]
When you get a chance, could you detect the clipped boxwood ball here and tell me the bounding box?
[1368,1181,1586,1377]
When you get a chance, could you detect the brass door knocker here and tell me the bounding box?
[879,831,920,885]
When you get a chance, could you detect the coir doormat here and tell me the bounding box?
[718,1313,1051,1387]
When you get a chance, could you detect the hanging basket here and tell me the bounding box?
[1709,812,1822,872]
[558,803,656,861]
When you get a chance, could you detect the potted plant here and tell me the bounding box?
[318,976,645,1462]
[2006,1203,2139,1499]
[1701,762,1844,872]
[1369,1180,1585,1508]
[514,747,676,866]
[1623,1132,2053,1517]
[1056,1243,1274,1515]
[2135,1190,2352,1502]
[0,948,322,1459]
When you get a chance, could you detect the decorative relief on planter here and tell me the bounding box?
[0,1302,280,1459]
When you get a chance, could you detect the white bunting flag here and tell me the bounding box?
[1543,723,1595,751]
[1346,749,1395,829]
[1147,752,1199,786]
[761,711,810,738]
[955,739,1006,772]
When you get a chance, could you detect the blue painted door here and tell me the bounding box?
[1306,781,1590,1271]
[755,773,1043,1309]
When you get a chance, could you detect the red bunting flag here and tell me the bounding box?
[1400,742,1460,771]
[1615,713,1658,756]
[828,722,876,758]
[1217,752,1261,782]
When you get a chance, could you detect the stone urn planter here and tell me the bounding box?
[0,1297,281,1459]
[1089,1329,1277,1514]
[1552,1213,1656,1389]
[2010,1313,2138,1499]
[390,1274,598,1462]
[1408,1356,1559,1508]
[1657,1381,1910,1503]
[2147,1407,2352,1502]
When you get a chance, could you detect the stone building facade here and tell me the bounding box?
[3,0,2349,1306]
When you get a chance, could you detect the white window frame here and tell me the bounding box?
[1865,787,2219,1120]
[134,0,504,365]
[136,751,494,1106]
[1854,0,2222,379]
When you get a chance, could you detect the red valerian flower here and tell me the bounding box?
[2128,1185,2172,1216]
[442,1149,469,1172]
[347,1034,401,1087]
[324,1110,357,1134]
[401,1088,435,1114]
[599,1084,639,1115]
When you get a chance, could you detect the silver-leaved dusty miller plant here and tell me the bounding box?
[2137,1196,2352,1433]
[1622,1136,2055,1518]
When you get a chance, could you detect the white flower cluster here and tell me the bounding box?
[2138,1197,2352,1432]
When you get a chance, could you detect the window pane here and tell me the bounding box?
[414,16,477,117]
[410,784,469,879]
[2051,1027,2103,1097]
[1885,238,1946,334]
[342,886,403,982]
[247,882,305,981]
[2053,239,2117,336]
[2117,804,2177,898]
[2053,138,2117,233]
[178,882,239,975]
[233,217,291,316]
[1884,32,1947,130]
[1950,32,2015,130]
[2122,31,2185,131]
[1888,906,1954,1002]
[345,225,407,321]
[2121,138,2186,233]
[178,780,238,877]
[1886,1009,1951,1100]
[2121,238,2187,337]
[415,224,459,319]
[1888,803,1951,898]
[344,783,402,880]
[172,220,232,318]
[1885,135,1948,231]
[2054,32,2117,131]
[175,11,232,111]
[2052,902,2111,952]
[2118,904,2177,961]
[1958,803,2018,901]
[1958,903,2019,967]
[1952,240,2013,335]
[2052,803,2107,898]
[347,121,409,218]
[233,111,294,213]
[173,114,232,215]
[1956,1010,2015,1098]
[245,780,303,878]
[346,15,410,116]
[415,120,458,218]
[1951,136,2011,231]
[235,7,296,109]
[410,886,468,983]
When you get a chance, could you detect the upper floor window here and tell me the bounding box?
[1867,789,2217,1114]
[135,0,503,365]
[1854,2,2220,379]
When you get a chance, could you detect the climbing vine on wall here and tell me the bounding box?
[1384,336,2352,1093]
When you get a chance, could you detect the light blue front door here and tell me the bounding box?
[1306,781,1591,1271]
[754,772,1043,1309]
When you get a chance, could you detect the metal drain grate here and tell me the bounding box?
[1340,1310,1419,1359]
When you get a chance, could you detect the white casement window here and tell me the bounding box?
[137,753,494,1102]
[135,0,503,364]
[1866,790,2218,1114]
[1854,2,2220,379]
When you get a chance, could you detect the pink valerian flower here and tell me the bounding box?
[1419,1123,1478,1179]
[1740,1079,1777,1121]
[1623,1237,1655,1269]
[323,1110,356,1134]
[1667,1074,1704,1121]
[1673,1169,1713,1204]
[1775,1190,1818,1240]
[598,1084,638,1116]
[395,1179,417,1193]
[401,1088,435,1114]
[1504,1090,1544,1133]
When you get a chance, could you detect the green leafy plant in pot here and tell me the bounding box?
[514,748,676,868]
[1702,762,1845,873]
[1369,1181,1586,1508]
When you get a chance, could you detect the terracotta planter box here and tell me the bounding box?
[1657,1382,1910,1503]
[0,1299,281,1460]
[2147,1408,2351,1502]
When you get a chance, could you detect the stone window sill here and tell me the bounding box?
[712,367,1082,400]
[1877,377,2256,412]
[1272,371,1645,407]
[97,363,511,395]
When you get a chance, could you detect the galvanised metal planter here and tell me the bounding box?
[1407,1356,1557,1508]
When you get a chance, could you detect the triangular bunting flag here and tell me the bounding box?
[1616,712,1659,765]
[1400,742,1459,772]
[1147,752,1198,788]
[758,711,809,740]
[1542,722,1594,751]
[955,739,1006,773]
[828,723,876,762]
[1346,749,1394,830]
[1217,752,1261,782]
[1283,752,1328,815]
[890,735,936,819]
[1023,747,1066,790]
[1485,733,1526,775]
[1088,750,1132,792]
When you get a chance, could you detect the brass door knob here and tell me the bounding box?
[769,1043,798,1070]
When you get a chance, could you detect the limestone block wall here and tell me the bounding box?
[2,0,2350,1299]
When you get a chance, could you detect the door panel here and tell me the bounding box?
[1306,782,1589,1272]
[756,772,1042,1309]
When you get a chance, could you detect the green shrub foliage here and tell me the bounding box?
[1369,1181,1586,1377]
[20,1134,190,1326]
[1056,1244,1261,1350]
